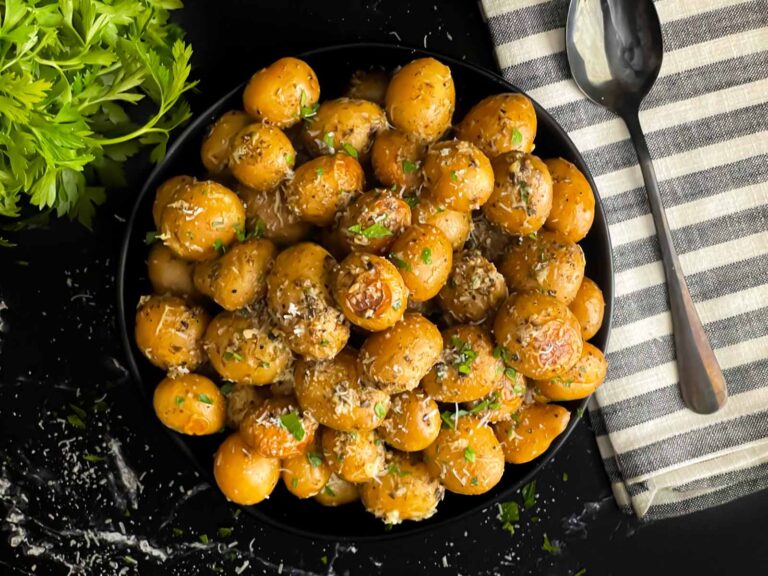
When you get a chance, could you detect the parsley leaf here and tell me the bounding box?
[449,170,459,182]
[307,452,323,467]
[497,501,519,535]
[341,142,359,160]
[464,447,476,462]
[388,253,412,272]
[279,412,305,441]
[521,479,537,509]
[374,402,387,419]
[511,127,523,146]
[348,222,392,239]
[421,247,432,264]
[451,335,478,375]
[542,533,561,555]
[402,159,419,174]
[198,394,214,405]
[299,90,319,119]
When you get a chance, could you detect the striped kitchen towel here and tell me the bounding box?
[480,0,768,519]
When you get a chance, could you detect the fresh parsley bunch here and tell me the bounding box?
[0,0,197,240]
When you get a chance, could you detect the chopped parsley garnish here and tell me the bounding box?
[504,367,518,382]
[217,527,233,538]
[315,167,324,177]
[392,299,402,311]
[307,452,323,467]
[463,447,476,463]
[234,225,247,242]
[323,485,336,497]
[84,454,105,463]
[284,152,295,166]
[220,383,233,396]
[174,396,185,407]
[253,218,267,238]
[291,477,299,489]
[471,476,479,486]
[320,555,329,565]
[299,90,319,119]
[527,231,538,240]
[222,351,243,362]
[387,463,411,477]
[521,479,537,509]
[574,569,587,576]
[403,194,419,208]
[198,393,214,405]
[519,179,530,207]
[213,238,225,253]
[199,534,209,544]
[421,247,432,264]
[542,533,560,555]
[562,472,569,482]
[67,414,86,429]
[468,392,501,414]
[172,528,184,537]
[279,412,305,441]
[497,501,519,535]
[323,132,335,151]
[69,404,87,419]
[511,127,523,146]
[124,555,137,565]
[402,159,419,174]
[576,407,585,418]
[388,253,412,271]
[440,408,470,430]
[451,335,478,375]
[347,222,392,239]
[449,170,459,182]
[341,142,359,159]
[144,231,159,245]
[374,402,387,419]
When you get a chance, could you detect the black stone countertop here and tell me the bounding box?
[1,1,766,574]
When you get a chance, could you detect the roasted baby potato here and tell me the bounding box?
[314,473,360,507]
[484,151,552,236]
[153,373,226,435]
[284,154,365,226]
[201,111,253,174]
[463,368,526,423]
[379,389,441,452]
[240,396,318,458]
[321,427,386,483]
[159,180,246,261]
[229,123,295,192]
[294,348,391,432]
[204,311,292,386]
[225,383,266,429]
[371,129,426,191]
[135,294,208,371]
[385,57,455,143]
[437,250,507,323]
[455,93,537,157]
[494,403,570,464]
[282,440,332,499]
[423,140,494,212]
[569,277,606,341]
[242,57,320,128]
[424,416,505,495]
[388,224,452,302]
[494,292,583,380]
[412,197,472,250]
[337,189,411,255]
[238,184,312,247]
[535,342,607,401]
[359,313,443,394]
[193,238,277,310]
[422,325,504,403]
[498,230,586,304]
[147,243,198,299]
[344,69,390,106]
[302,98,387,159]
[153,175,194,228]
[333,252,408,331]
[543,158,595,243]
[214,432,280,505]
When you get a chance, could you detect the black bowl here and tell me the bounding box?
[117,43,614,541]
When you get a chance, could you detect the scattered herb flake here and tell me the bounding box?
[402,159,418,174]
[323,132,335,152]
[320,555,329,565]
[291,477,299,489]
[542,533,561,555]
[172,528,183,537]
[69,404,87,419]
[213,238,225,253]
[464,447,476,463]
[123,555,137,565]
[449,170,459,182]
[223,351,243,362]
[403,194,419,208]
[348,222,392,239]
[279,412,305,441]
[341,142,358,159]
[299,90,319,119]
[323,485,336,497]
[84,454,104,463]
[421,247,432,264]
[67,414,85,429]
[574,569,587,576]
[175,396,185,407]
[562,472,569,482]
[144,231,159,245]
[217,527,233,538]
[511,127,523,146]
[451,335,478,375]
[497,501,519,535]
[307,452,323,467]
[198,393,214,405]
[388,253,412,271]
[521,480,537,509]
[199,534,209,545]
[220,383,234,396]
[387,463,411,477]
[374,402,387,419]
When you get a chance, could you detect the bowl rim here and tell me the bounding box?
[116,41,614,542]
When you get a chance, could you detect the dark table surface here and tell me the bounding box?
[1,1,766,575]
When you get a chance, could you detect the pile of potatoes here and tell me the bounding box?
[135,56,607,525]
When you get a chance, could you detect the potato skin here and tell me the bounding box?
[282,440,332,499]
[494,292,583,380]
[385,57,455,143]
[229,123,295,192]
[302,98,387,159]
[153,374,226,435]
[344,69,389,106]
[242,57,320,128]
[147,243,198,299]
[543,158,595,243]
[284,154,365,226]
[337,189,412,255]
[379,389,441,452]
[371,130,425,191]
[467,213,513,265]
[387,224,452,302]
[135,294,208,371]
[463,369,527,423]
[294,349,391,432]
[238,184,312,247]
[455,93,537,158]
[423,140,494,212]
[333,252,408,331]
[569,277,605,341]
[498,231,586,304]
[494,403,570,464]
[239,396,318,458]
[412,197,472,251]
[193,238,277,310]
[153,175,195,228]
[314,473,360,506]
[201,111,253,174]
[360,453,444,524]
[424,417,505,495]
[359,313,443,394]
[437,250,508,323]
[159,180,245,261]
[225,384,266,429]
[214,432,280,505]
[535,342,607,401]
[321,428,386,483]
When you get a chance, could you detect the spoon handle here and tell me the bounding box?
[624,111,728,414]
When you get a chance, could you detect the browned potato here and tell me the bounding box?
[242,57,320,128]
[214,432,280,505]
[153,373,226,435]
[344,69,390,106]
[135,294,208,371]
[484,152,552,236]
[463,368,526,423]
[385,57,455,143]
[204,311,292,386]
[201,111,253,174]
[314,473,360,506]
[337,189,412,255]
[455,93,537,157]
[569,277,605,341]
[240,396,318,458]
[424,416,505,495]
[321,428,386,483]
[159,180,245,261]
[225,383,266,429]
[371,130,425,191]
[494,403,570,464]
[302,98,387,159]
[238,184,312,247]
[412,197,472,250]
[294,349,391,432]
[535,342,607,401]
[467,213,513,265]
[193,238,277,310]
[282,440,332,498]
[498,231,586,304]
[494,292,583,379]
[422,325,504,403]
[333,252,408,331]
[284,154,365,226]
[544,158,595,243]
[266,243,349,360]
[229,123,295,192]
[360,453,444,524]
[359,313,442,394]
[153,175,194,228]
[147,243,198,299]
[387,224,451,302]
[423,140,494,212]
[437,250,507,323]
[379,389,441,452]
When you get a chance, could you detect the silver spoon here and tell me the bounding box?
[565,0,727,414]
